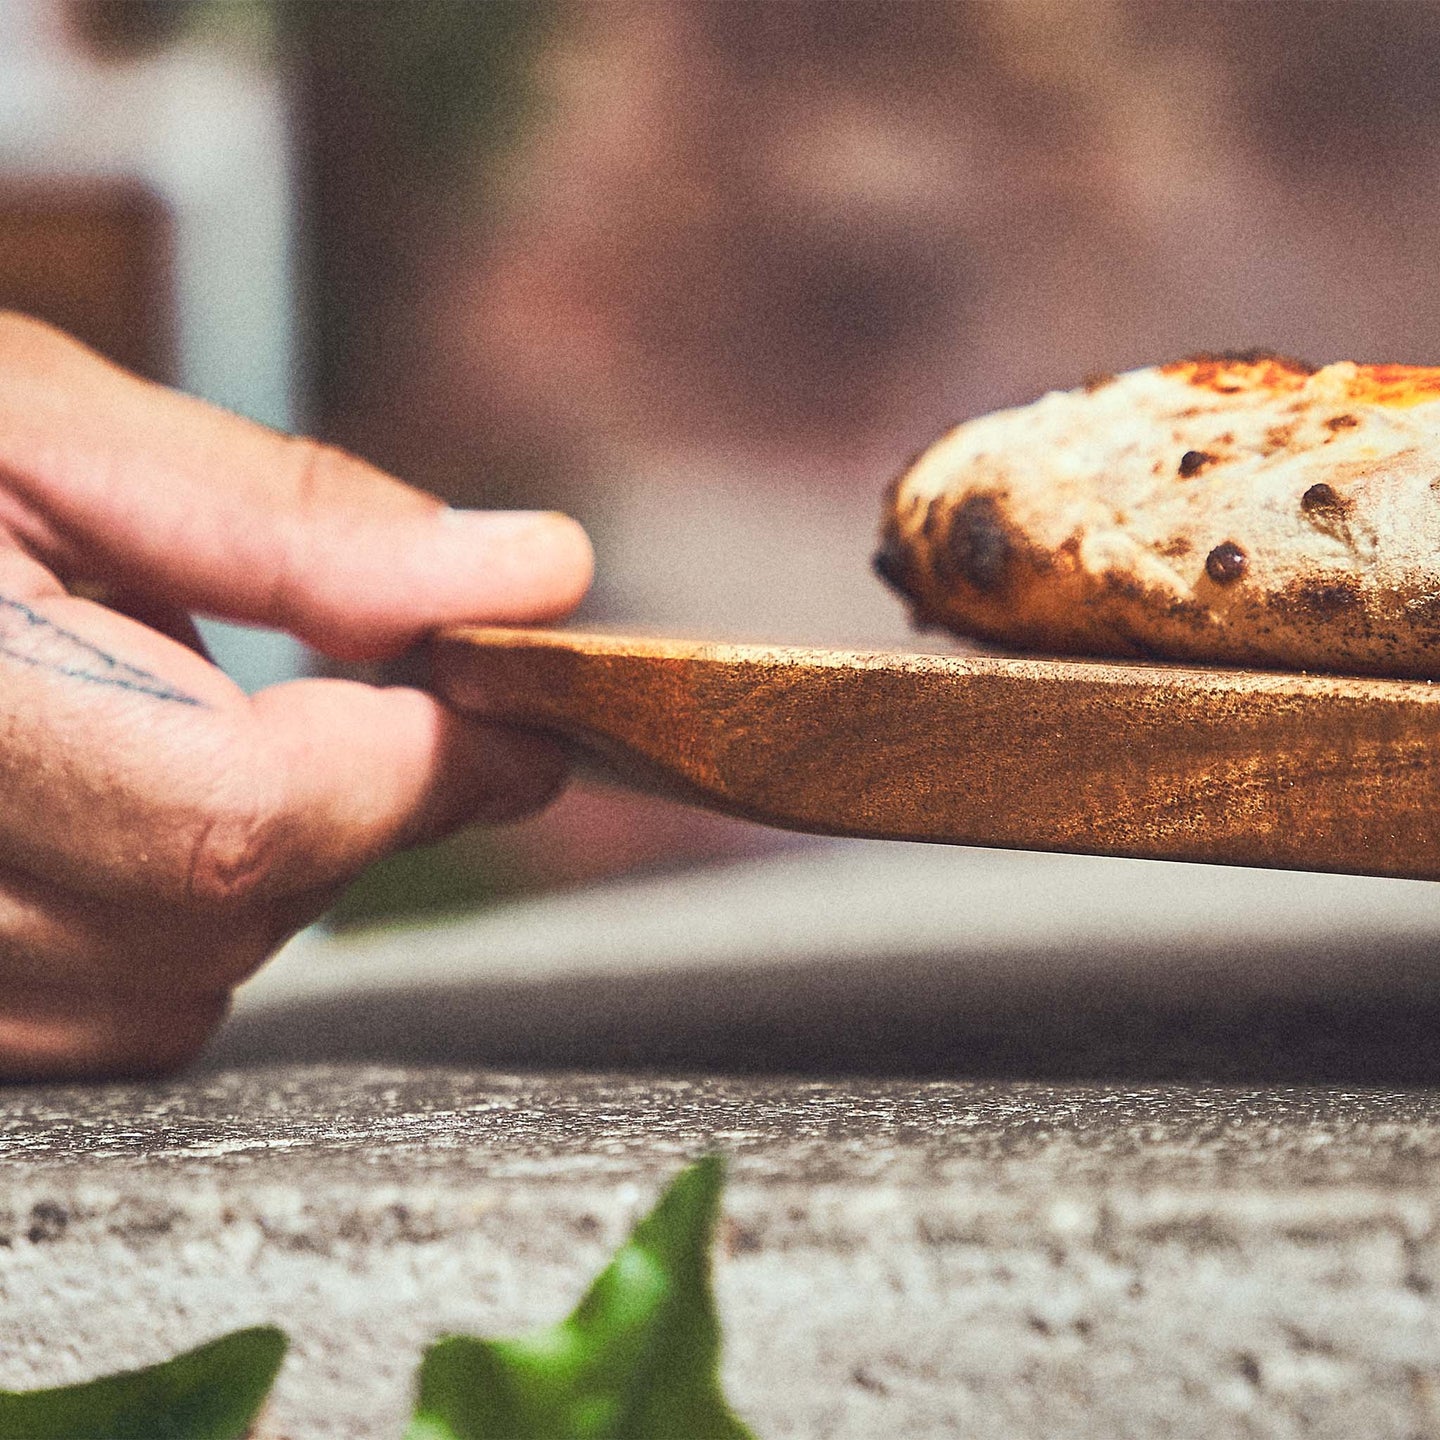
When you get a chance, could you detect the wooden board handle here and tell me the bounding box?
[431,626,1440,881]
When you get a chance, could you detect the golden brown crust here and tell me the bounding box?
[879,358,1440,678]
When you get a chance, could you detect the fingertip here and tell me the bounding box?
[0,990,228,1081]
[301,509,595,663]
[251,680,572,883]
[439,508,595,619]
[443,721,571,833]
[542,511,596,614]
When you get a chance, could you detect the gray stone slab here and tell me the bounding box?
[8,845,1440,1435]
[2,1065,1440,1439]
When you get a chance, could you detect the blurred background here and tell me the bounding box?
[6,0,1440,929]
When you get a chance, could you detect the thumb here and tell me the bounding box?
[0,313,593,661]
[237,678,568,901]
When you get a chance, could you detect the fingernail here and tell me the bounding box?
[440,507,571,536]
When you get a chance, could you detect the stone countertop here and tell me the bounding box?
[1,1065,1439,1195]
[5,842,1440,1436]
[1,1065,1439,1439]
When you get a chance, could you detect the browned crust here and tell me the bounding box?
[875,429,1440,679]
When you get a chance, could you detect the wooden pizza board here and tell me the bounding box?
[432,626,1440,882]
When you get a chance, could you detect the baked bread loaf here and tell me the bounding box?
[876,353,1440,678]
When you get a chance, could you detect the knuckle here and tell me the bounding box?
[266,435,439,655]
[261,436,327,627]
[183,799,289,910]
[280,434,404,532]
[281,432,333,510]
[0,308,46,342]
[266,436,395,632]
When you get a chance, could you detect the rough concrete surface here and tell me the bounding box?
[7,843,1440,1436]
[2,1065,1439,1439]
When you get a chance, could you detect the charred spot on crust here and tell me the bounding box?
[1101,571,1146,602]
[1238,348,1316,373]
[1326,414,1359,431]
[1205,541,1248,585]
[1268,576,1364,625]
[1178,449,1212,477]
[1160,536,1193,558]
[1292,579,1362,618]
[1300,481,1348,516]
[1164,593,1206,621]
[875,470,923,599]
[1169,349,1317,375]
[1164,350,1317,396]
[1404,594,1440,632]
[1082,372,1116,394]
[871,528,913,596]
[939,492,1017,595]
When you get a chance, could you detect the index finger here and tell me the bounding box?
[0,313,593,660]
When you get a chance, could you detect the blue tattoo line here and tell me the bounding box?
[0,596,203,706]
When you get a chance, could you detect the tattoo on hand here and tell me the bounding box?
[0,596,202,705]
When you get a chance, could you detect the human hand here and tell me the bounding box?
[0,313,593,1079]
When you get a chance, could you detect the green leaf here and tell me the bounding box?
[407,1157,757,1440]
[0,1326,287,1440]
